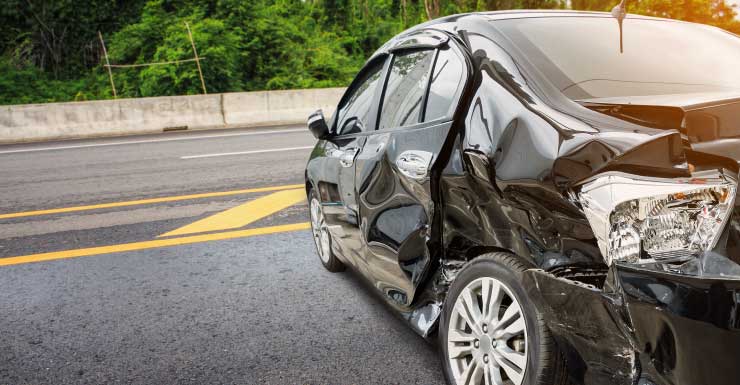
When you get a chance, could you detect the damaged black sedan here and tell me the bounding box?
[304,10,740,385]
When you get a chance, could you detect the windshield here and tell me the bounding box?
[496,17,740,100]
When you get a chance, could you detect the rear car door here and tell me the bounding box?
[355,34,469,306]
[318,57,387,268]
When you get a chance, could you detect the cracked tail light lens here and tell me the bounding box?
[579,172,736,266]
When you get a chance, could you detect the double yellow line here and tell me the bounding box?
[0,184,304,220]
[0,223,310,267]
[0,184,310,267]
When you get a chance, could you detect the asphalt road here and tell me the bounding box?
[0,126,445,384]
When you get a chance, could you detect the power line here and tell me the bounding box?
[97,22,208,97]
[103,58,205,68]
[98,31,117,99]
[185,22,207,95]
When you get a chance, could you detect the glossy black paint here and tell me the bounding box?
[305,11,740,384]
[307,110,330,139]
[618,264,740,385]
[581,92,740,162]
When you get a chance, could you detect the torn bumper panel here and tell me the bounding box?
[525,248,740,385]
[619,263,740,385]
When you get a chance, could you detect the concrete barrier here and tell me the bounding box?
[222,88,343,128]
[0,87,346,143]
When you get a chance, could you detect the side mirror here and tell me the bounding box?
[308,110,331,139]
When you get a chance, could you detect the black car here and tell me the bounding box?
[304,10,740,385]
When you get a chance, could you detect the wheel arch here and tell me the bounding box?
[437,251,570,385]
[305,172,313,196]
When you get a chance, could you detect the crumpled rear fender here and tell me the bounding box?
[523,269,637,385]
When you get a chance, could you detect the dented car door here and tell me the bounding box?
[355,35,469,307]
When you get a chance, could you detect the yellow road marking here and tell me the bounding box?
[0,184,304,220]
[159,188,306,237]
[0,222,311,267]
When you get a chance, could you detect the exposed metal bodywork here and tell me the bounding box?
[305,11,740,384]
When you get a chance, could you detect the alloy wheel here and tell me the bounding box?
[309,197,331,263]
[447,277,528,385]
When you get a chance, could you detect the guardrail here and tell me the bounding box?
[0,87,346,143]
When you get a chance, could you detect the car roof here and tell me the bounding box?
[368,10,688,66]
[381,10,679,49]
[481,9,636,20]
[480,9,681,22]
[480,9,685,23]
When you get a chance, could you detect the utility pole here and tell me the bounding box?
[185,22,207,94]
[98,31,117,99]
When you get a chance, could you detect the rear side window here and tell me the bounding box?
[337,60,385,135]
[425,47,465,122]
[378,50,435,130]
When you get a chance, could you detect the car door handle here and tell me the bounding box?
[395,150,434,180]
[338,148,360,167]
[327,147,359,167]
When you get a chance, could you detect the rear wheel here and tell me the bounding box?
[439,253,568,385]
[308,190,345,272]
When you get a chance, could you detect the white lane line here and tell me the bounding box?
[0,128,305,155]
[181,146,314,159]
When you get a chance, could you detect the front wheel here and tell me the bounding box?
[439,253,568,385]
[308,190,344,272]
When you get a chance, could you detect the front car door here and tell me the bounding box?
[355,31,470,307]
[312,56,388,270]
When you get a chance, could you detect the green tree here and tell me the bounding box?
[0,0,146,78]
[572,0,740,33]
[1,0,739,105]
[631,0,740,32]
[571,0,613,10]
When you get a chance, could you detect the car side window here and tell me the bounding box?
[378,50,435,130]
[424,47,465,122]
[336,60,385,135]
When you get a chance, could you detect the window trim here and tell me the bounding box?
[332,54,390,136]
[374,36,468,133]
[332,30,470,138]
[388,29,450,53]
[375,48,437,132]
[419,49,440,123]
[423,44,467,124]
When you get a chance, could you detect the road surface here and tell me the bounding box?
[0,126,445,384]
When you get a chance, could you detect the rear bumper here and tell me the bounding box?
[525,258,740,385]
[619,265,740,385]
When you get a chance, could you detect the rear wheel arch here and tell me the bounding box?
[461,246,530,266]
[308,189,345,273]
[305,176,313,197]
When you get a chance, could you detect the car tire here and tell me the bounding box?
[308,189,345,272]
[439,252,568,385]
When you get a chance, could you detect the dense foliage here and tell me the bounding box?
[1,0,738,104]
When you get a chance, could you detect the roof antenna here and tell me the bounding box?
[611,0,627,53]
